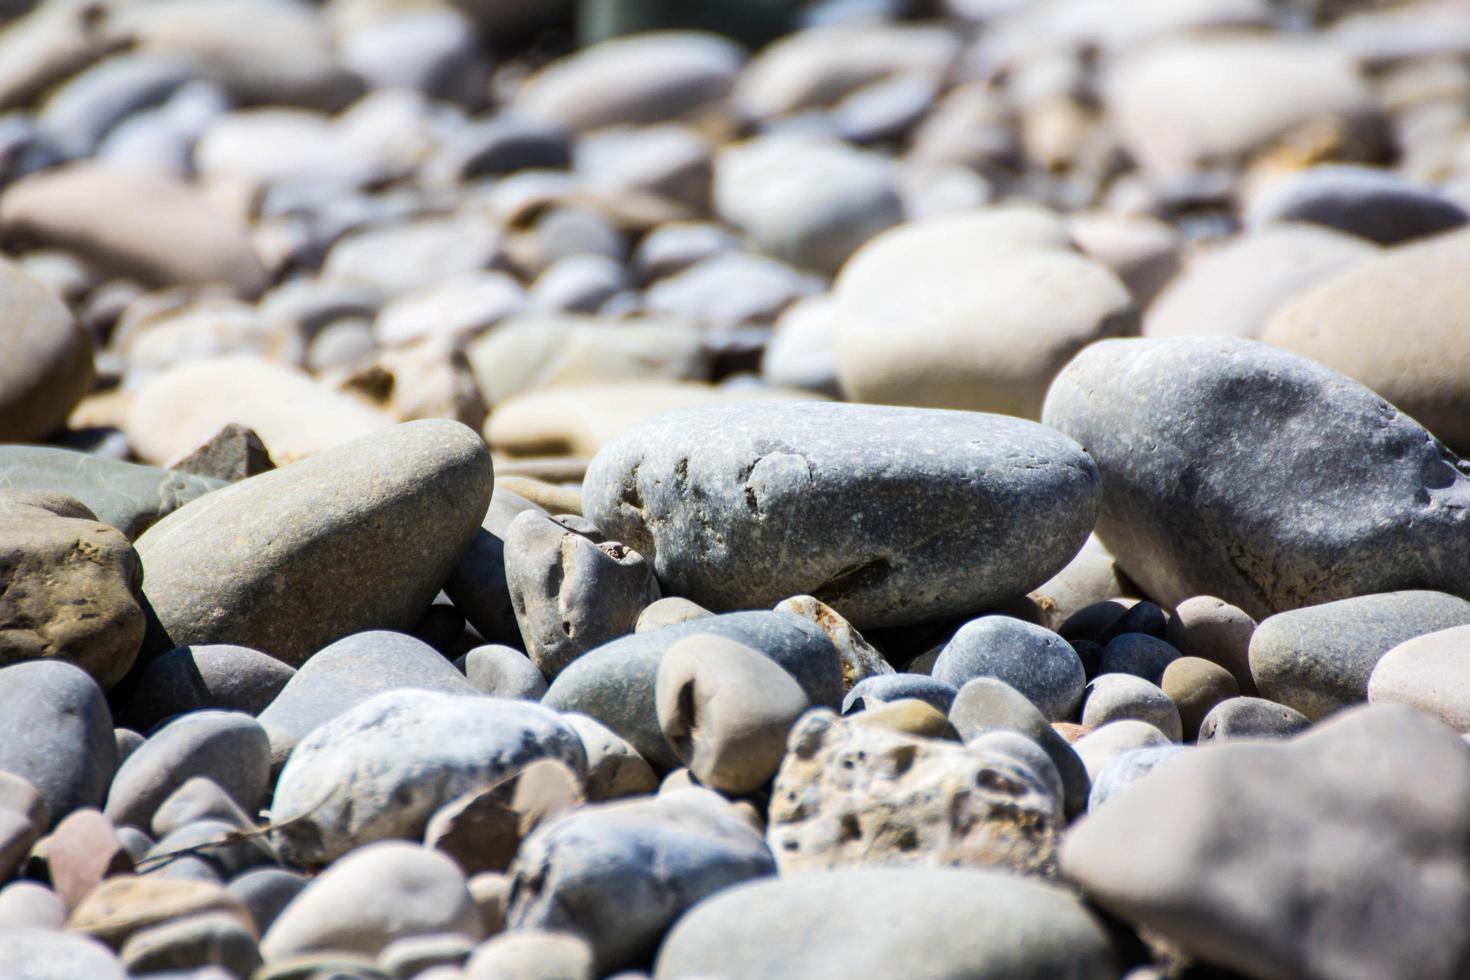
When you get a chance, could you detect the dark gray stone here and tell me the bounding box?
[136,420,492,666]
[226,868,308,935]
[1248,165,1468,245]
[1197,697,1312,743]
[270,690,586,867]
[1041,336,1470,618]
[1248,590,1470,720]
[168,423,276,482]
[119,909,262,978]
[0,660,116,828]
[841,673,956,715]
[1098,633,1181,685]
[151,777,253,838]
[948,677,1090,818]
[1062,704,1470,979]
[257,630,479,768]
[932,616,1084,721]
[653,868,1120,980]
[508,790,775,974]
[583,402,1098,629]
[123,644,295,730]
[504,511,659,678]
[430,115,570,180]
[104,711,270,830]
[0,445,223,539]
[145,818,276,878]
[542,611,842,770]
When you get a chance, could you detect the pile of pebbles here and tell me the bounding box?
[4,0,1470,977]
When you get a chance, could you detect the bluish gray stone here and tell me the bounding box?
[271,689,586,867]
[508,789,775,974]
[122,644,295,730]
[583,402,1098,630]
[948,677,1089,818]
[542,611,841,770]
[257,630,479,767]
[226,868,308,935]
[1042,336,1470,617]
[104,711,270,830]
[841,673,956,715]
[1088,744,1188,811]
[1197,697,1312,743]
[463,644,547,700]
[0,660,116,829]
[1248,590,1470,720]
[1098,633,1181,685]
[653,868,1119,980]
[932,616,1084,721]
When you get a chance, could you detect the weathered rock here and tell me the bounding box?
[507,789,775,973]
[1197,697,1312,743]
[270,689,585,867]
[1369,625,1470,729]
[770,711,1060,878]
[504,510,659,678]
[542,610,842,770]
[257,630,478,766]
[653,867,1119,980]
[1165,596,1258,696]
[1249,591,1470,720]
[773,595,893,691]
[104,711,270,831]
[0,660,116,828]
[122,644,295,731]
[1262,227,1470,456]
[583,401,1097,629]
[0,163,267,295]
[655,635,810,795]
[1063,705,1470,979]
[0,258,92,441]
[261,842,482,961]
[136,420,491,665]
[1041,336,1470,617]
[0,492,144,687]
[831,207,1135,419]
[933,616,1084,721]
[0,446,223,540]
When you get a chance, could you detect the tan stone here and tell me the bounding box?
[67,876,252,949]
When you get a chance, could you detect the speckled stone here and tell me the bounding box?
[583,402,1098,629]
[932,616,1084,721]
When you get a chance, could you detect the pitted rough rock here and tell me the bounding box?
[505,510,660,678]
[1042,336,1470,618]
[769,711,1060,879]
[0,492,144,688]
[1062,704,1470,980]
[583,402,1098,629]
[271,689,586,867]
[507,789,775,974]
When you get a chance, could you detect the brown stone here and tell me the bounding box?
[167,424,276,483]
[425,760,584,875]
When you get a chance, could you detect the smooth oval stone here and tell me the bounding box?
[1088,744,1189,811]
[1041,336,1470,617]
[259,630,480,766]
[1369,624,1470,729]
[0,162,268,295]
[136,420,492,666]
[841,673,956,715]
[542,611,842,770]
[0,660,116,828]
[0,881,67,929]
[1249,591,1470,720]
[1197,697,1312,743]
[0,257,93,441]
[1165,596,1258,696]
[0,928,126,980]
[653,867,1119,980]
[1082,675,1182,742]
[1073,719,1173,782]
[465,930,594,980]
[508,790,776,974]
[226,868,307,936]
[562,713,658,802]
[261,842,481,961]
[119,909,262,977]
[634,597,713,633]
[1262,226,1470,456]
[0,446,223,540]
[1098,633,1180,685]
[1063,705,1470,979]
[655,635,809,795]
[932,616,1084,721]
[1161,657,1240,740]
[832,207,1135,419]
[150,777,251,838]
[948,677,1089,818]
[1247,165,1467,245]
[583,401,1098,629]
[270,689,586,867]
[464,644,547,700]
[123,644,295,730]
[104,711,269,830]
